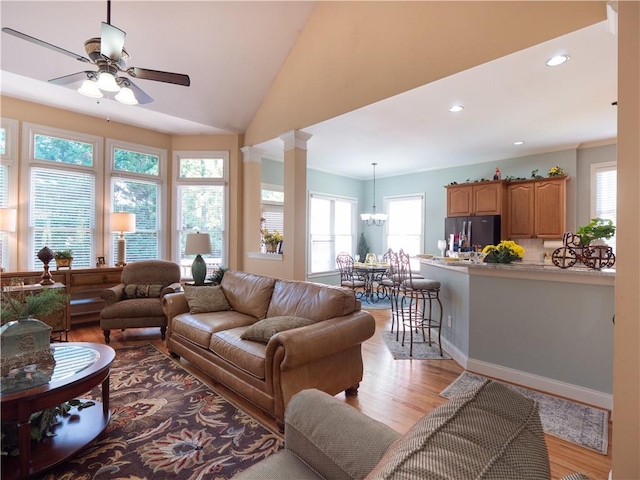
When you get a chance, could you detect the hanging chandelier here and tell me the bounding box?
[361,162,387,226]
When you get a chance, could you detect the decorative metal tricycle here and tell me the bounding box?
[551,232,615,270]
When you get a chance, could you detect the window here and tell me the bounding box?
[174,152,228,277]
[0,118,18,271]
[261,183,284,237]
[591,161,617,251]
[22,124,101,269]
[309,192,357,274]
[384,194,425,255]
[107,140,166,264]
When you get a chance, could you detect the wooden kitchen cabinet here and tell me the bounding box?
[446,180,506,217]
[506,176,567,239]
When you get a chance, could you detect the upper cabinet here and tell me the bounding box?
[445,180,506,217]
[506,176,568,239]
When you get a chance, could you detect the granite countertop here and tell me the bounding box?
[419,258,615,277]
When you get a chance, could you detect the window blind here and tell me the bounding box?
[593,164,617,251]
[31,167,95,267]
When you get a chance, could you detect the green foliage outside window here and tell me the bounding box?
[34,134,93,166]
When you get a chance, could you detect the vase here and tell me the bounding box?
[265,242,279,253]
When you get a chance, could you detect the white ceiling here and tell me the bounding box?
[1,1,617,180]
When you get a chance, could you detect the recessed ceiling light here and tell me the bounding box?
[448,105,464,113]
[546,55,569,67]
[513,141,525,146]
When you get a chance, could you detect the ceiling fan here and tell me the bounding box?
[1,0,190,105]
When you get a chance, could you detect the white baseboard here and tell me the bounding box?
[440,339,612,411]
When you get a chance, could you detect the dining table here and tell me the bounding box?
[353,262,390,304]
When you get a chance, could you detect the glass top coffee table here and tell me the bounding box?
[1,342,115,479]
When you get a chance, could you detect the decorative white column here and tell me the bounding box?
[279,130,312,280]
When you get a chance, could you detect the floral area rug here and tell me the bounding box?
[441,371,609,455]
[39,344,283,479]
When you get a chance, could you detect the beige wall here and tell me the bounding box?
[612,2,640,478]
[245,1,605,146]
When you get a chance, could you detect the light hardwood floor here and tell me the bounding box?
[68,307,612,480]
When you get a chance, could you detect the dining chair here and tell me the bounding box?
[336,252,365,299]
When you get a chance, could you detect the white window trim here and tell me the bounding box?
[307,191,358,277]
[383,193,425,255]
[172,150,229,267]
[590,160,616,218]
[21,122,103,270]
[105,138,167,261]
[1,118,19,270]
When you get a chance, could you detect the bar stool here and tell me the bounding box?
[397,249,443,357]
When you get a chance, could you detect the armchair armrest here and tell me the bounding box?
[101,283,125,307]
[161,281,183,297]
[284,389,400,479]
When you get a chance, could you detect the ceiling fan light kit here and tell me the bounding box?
[2,0,190,106]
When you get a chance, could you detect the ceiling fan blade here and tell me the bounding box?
[123,79,154,104]
[2,27,90,63]
[127,67,190,86]
[48,71,93,85]
[100,22,125,62]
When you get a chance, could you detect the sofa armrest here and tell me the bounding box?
[267,311,375,371]
[284,389,400,480]
[100,283,125,307]
[163,292,190,319]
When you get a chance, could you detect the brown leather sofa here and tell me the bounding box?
[163,270,376,427]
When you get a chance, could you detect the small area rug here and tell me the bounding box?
[40,344,283,479]
[380,330,451,360]
[440,371,609,455]
[360,296,391,310]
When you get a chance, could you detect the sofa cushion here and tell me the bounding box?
[241,316,315,344]
[366,380,550,480]
[124,284,163,299]
[171,311,257,349]
[221,270,276,319]
[183,285,231,314]
[210,327,267,379]
[266,280,358,321]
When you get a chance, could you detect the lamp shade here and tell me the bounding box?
[111,212,136,233]
[0,208,17,232]
[185,233,212,255]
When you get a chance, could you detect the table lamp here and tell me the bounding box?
[111,212,136,267]
[0,208,17,272]
[185,232,211,285]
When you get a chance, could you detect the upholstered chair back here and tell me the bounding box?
[121,260,181,286]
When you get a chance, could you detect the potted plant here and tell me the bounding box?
[208,266,228,285]
[261,229,283,253]
[482,240,526,264]
[0,285,68,324]
[576,218,616,246]
[54,249,73,269]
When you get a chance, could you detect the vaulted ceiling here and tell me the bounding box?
[1,1,616,179]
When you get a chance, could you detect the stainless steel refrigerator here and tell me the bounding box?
[444,215,501,251]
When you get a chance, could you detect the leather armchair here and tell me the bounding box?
[100,260,182,344]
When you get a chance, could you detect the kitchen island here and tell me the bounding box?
[419,259,614,410]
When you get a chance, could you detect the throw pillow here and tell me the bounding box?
[184,285,232,314]
[124,284,163,299]
[241,316,315,344]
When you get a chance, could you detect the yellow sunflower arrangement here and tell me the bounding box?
[548,166,565,177]
[482,240,525,264]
